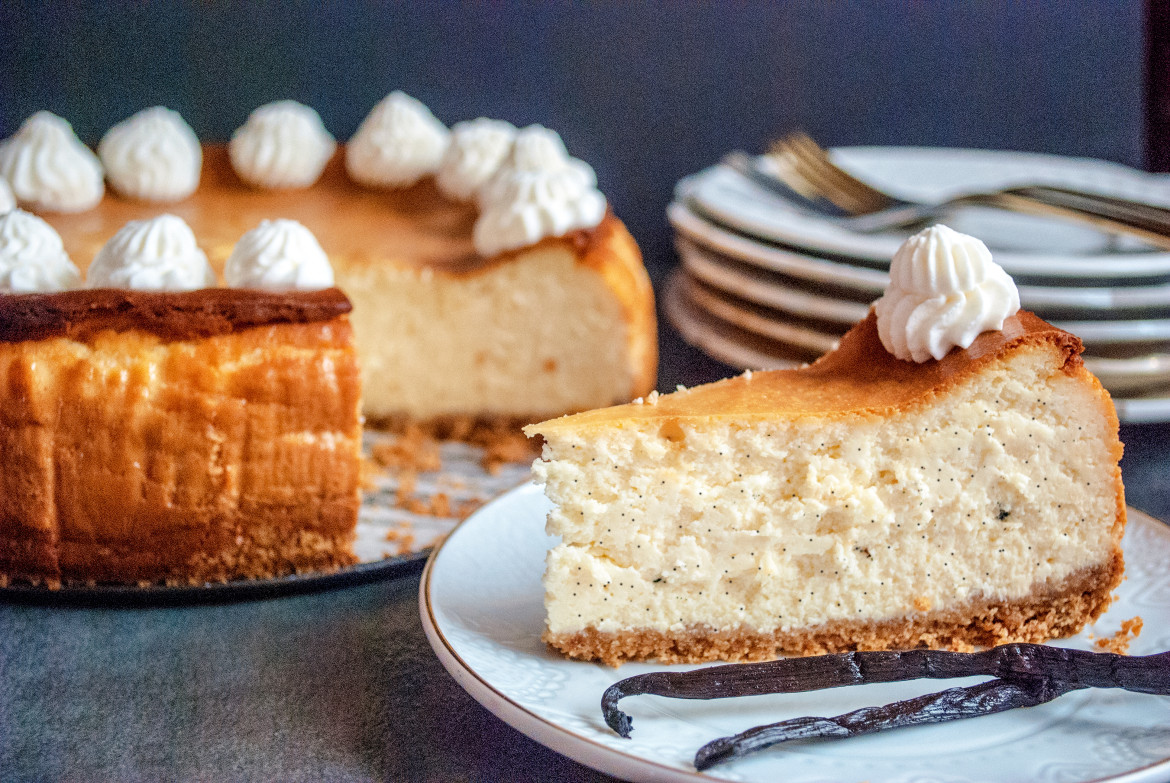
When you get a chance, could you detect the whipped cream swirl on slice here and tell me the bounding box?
[87,214,215,290]
[98,107,202,202]
[0,177,15,214]
[875,224,1020,363]
[473,125,606,256]
[346,91,451,188]
[0,209,82,292]
[435,118,517,201]
[0,111,105,213]
[229,101,336,189]
[224,219,334,290]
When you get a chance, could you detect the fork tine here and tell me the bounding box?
[766,138,864,212]
[763,148,829,203]
[782,133,890,209]
[783,143,876,214]
[787,134,893,213]
[769,136,878,214]
[776,133,896,214]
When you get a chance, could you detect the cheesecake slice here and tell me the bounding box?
[0,287,362,587]
[527,310,1126,665]
[39,147,657,426]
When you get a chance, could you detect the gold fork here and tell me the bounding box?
[728,132,1170,250]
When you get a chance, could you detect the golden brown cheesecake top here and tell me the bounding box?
[533,310,1085,432]
[0,287,352,343]
[38,146,623,279]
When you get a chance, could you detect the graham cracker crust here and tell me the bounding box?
[2,514,357,588]
[364,412,539,437]
[545,553,1124,666]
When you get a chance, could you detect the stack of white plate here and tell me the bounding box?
[666,146,1170,424]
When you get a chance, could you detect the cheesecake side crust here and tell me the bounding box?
[0,312,363,587]
[545,554,1124,666]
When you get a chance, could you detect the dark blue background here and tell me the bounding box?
[0,2,1146,294]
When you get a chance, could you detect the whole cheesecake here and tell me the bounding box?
[39,147,658,426]
[0,103,656,587]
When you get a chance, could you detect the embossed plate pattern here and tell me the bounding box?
[422,483,1170,783]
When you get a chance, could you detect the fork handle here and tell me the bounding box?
[1016,186,1170,223]
[985,191,1170,251]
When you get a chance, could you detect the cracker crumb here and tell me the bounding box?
[438,416,475,442]
[401,492,454,517]
[384,526,417,556]
[1094,616,1143,654]
[359,456,381,490]
[456,497,486,519]
[394,471,418,505]
[456,419,541,474]
[481,432,537,475]
[913,596,932,612]
[371,424,441,473]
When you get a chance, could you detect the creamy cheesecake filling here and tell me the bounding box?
[537,345,1120,637]
[342,245,637,421]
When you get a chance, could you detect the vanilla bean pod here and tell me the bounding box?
[693,676,1081,770]
[602,645,1170,737]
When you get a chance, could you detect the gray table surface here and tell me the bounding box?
[2,328,1168,783]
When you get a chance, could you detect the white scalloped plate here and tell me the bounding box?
[680,146,1170,281]
[422,483,1170,783]
[670,203,1170,315]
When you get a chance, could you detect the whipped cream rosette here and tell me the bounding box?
[473,125,606,256]
[230,101,336,190]
[346,91,451,189]
[0,177,15,214]
[0,111,104,213]
[99,107,202,202]
[436,118,517,202]
[0,209,82,292]
[875,224,1020,363]
[225,219,334,290]
[87,214,216,291]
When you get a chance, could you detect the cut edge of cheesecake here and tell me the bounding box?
[527,310,1126,665]
[41,147,658,426]
[547,558,1122,666]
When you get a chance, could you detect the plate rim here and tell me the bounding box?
[673,221,1170,316]
[422,482,1170,783]
[419,483,711,783]
[672,198,1170,320]
[0,548,428,608]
